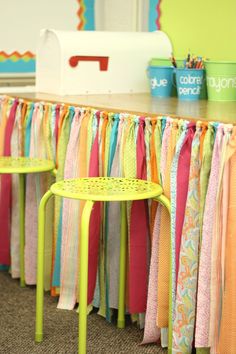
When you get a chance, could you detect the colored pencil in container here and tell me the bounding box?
[196,58,201,68]
[186,52,191,68]
[171,54,177,68]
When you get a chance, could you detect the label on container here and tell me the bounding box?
[207,76,236,92]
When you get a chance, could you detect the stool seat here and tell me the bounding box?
[0,157,54,174]
[51,177,163,201]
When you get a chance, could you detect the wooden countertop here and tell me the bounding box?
[10,92,236,124]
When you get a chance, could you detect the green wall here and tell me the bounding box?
[160,0,236,61]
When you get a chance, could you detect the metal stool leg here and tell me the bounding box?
[19,173,25,288]
[35,190,53,342]
[117,201,127,329]
[155,194,171,212]
[79,200,94,354]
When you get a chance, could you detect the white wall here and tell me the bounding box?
[0,0,150,54]
[0,0,78,53]
[95,0,149,32]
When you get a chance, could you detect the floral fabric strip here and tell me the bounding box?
[172,124,202,353]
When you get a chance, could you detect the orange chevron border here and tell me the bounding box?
[77,0,86,30]
[0,51,35,62]
[156,0,162,30]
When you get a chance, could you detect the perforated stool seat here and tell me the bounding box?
[0,157,55,174]
[35,177,170,354]
[51,177,163,201]
[0,157,55,287]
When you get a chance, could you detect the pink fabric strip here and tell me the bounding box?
[136,118,147,180]
[129,117,149,313]
[175,123,195,282]
[87,113,101,304]
[0,99,18,265]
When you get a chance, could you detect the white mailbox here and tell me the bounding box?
[36,29,172,95]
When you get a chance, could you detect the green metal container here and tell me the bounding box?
[205,60,236,101]
[149,58,185,68]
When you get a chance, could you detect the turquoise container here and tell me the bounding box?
[176,68,204,101]
[147,66,174,97]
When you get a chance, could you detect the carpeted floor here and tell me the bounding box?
[0,271,166,353]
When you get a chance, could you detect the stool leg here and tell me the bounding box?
[79,200,94,354]
[117,201,127,329]
[155,194,171,213]
[19,173,25,288]
[35,190,53,343]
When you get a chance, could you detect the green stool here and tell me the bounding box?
[0,157,55,287]
[35,177,170,354]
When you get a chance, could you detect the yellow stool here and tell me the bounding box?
[0,157,55,287]
[35,177,170,354]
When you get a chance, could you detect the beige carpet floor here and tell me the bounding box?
[0,271,166,354]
